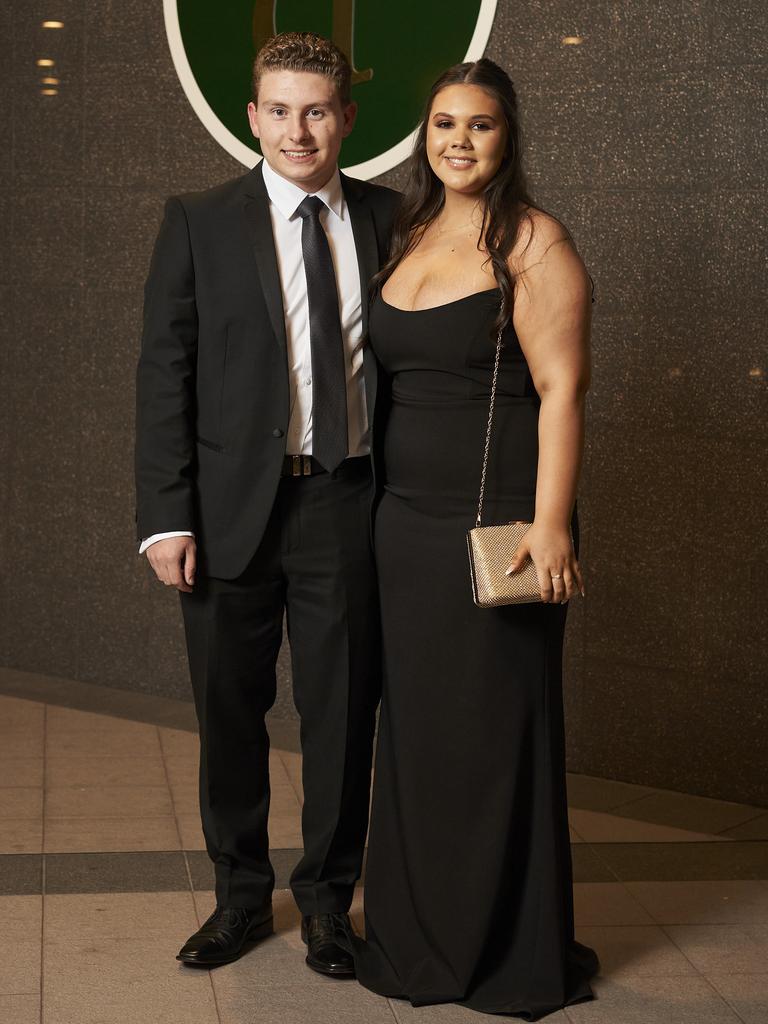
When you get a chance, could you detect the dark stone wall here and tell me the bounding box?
[1,1,766,804]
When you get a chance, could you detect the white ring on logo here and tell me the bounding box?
[163,0,499,179]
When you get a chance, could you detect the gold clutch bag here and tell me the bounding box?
[467,323,541,608]
[467,521,540,608]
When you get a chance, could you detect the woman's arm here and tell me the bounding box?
[506,211,592,603]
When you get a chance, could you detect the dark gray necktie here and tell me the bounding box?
[296,195,349,473]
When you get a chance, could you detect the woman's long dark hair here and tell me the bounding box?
[376,59,542,332]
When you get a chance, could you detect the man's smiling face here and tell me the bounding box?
[247,70,357,192]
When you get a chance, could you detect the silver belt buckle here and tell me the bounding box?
[290,455,312,476]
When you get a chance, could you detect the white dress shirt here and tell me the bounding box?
[140,159,368,554]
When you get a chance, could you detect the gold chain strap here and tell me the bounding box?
[475,325,504,528]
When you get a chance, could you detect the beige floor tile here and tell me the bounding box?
[568,808,729,843]
[664,923,768,974]
[0,787,43,819]
[707,973,768,1024]
[0,731,44,758]
[163,755,199,787]
[575,925,697,978]
[0,897,43,993]
[0,696,45,730]
[0,940,40,997]
[0,818,43,853]
[393,1003,567,1022]
[45,785,174,819]
[615,791,767,835]
[176,813,206,850]
[43,937,219,1024]
[44,706,142,733]
[573,883,655,926]
[169,782,200,815]
[625,881,768,925]
[279,751,303,789]
[0,994,40,1024]
[45,708,160,743]
[159,727,199,758]
[268,813,303,847]
[0,895,42,937]
[565,974,741,1023]
[46,727,161,759]
[44,892,199,941]
[44,815,181,852]
[212,966,396,1023]
[269,784,302,817]
[46,756,167,788]
[0,758,44,787]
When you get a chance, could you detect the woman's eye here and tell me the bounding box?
[436,120,453,129]
[472,122,491,131]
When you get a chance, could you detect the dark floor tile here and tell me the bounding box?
[0,854,42,894]
[186,848,363,894]
[44,851,190,893]
[185,850,216,893]
[592,842,768,882]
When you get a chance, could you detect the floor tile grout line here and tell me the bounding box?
[157,724,187,858]
[384,996,403,1022]
[695,972,751,1024]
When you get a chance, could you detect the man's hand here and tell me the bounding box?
[146,537,197,593]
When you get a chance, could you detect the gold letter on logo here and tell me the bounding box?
[333,0,373,84]
[252,2,373,84]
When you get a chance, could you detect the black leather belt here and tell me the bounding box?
[281,454,326,477]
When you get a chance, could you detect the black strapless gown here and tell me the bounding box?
[351,289,598,1020]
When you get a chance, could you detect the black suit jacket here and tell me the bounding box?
[135,163,400,579]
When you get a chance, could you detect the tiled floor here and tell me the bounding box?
[1,689,767,1024]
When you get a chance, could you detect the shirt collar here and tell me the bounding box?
[261,159,344,222]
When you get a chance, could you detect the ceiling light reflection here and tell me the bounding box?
[41,76,59,85]
[562,36,584,46]
[40,88,58,96]
[42,20,64,29]
[36,58,55,67]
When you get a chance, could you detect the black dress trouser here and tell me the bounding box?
[179,457,381,914]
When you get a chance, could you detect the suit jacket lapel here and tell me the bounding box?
[242,163,287,353]
[341,172,379,336]
[342,172,380,419]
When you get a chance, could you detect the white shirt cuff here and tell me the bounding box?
[139,531,194,554]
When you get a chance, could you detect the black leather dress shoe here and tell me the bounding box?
[301,912,355,978]
[177,903,273,966]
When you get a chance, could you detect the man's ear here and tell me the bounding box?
[247,101,260,139]
[342,101,358,138]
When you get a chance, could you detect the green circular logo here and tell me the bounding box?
[164,1,498,177]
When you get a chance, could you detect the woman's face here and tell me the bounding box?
[426,84,507,197]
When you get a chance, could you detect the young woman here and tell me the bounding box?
[349,59,599,1019]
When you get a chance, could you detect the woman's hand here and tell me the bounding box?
[505,522,584,604]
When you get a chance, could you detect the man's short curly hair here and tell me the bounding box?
[252,32,352,106]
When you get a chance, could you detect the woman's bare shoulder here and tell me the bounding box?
[510,206,573,269]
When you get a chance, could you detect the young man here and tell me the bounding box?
[135,33,399,976]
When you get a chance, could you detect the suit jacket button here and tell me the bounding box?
[272,428,284,438]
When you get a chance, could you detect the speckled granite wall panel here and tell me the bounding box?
[3,0,766,803]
